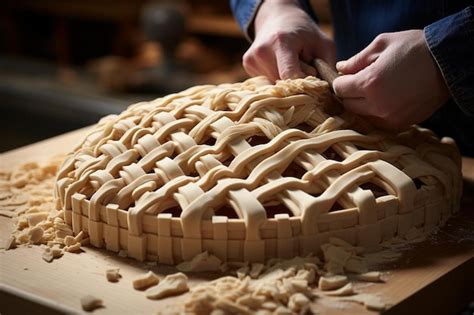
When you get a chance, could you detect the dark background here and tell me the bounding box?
[0,0,266,151]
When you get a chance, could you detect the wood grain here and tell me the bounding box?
[0,128,473,315]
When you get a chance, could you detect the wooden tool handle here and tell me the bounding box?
[313,58,339,87]
[312,58,343,112]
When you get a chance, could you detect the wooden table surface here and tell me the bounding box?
[1,128,473,315]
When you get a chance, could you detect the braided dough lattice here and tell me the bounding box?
[55,76,462,263]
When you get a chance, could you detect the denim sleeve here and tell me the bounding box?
[229,0,262,41]
[424,6,474,116]
[229,0,318,41]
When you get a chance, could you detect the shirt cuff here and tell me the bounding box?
[230,0,317,42]
[230,0,263,42]
[424,6,474,116]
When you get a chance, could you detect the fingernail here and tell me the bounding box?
[336,61,346,69]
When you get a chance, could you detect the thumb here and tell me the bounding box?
[336,36,386,74]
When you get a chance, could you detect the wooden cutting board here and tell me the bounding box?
[1,127,473,315]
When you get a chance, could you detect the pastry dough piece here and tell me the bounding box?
[42,245,63,263]
[176,251,222,272]
[353,271,383,282]
[318,275,348,291]
[80,295,103,312]
[54,76,462,263]
[323,282,354,296]
[133,271,160,290]
[106,268,121,282]
[145,272,189,300]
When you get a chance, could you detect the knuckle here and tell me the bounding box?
[269,31,289,46]
[373,33,388,48]
[374,105,391,119]
[253,43,271,59]
[385,117,406,130]
[280,69,294,80]
[375,33,387,42]
[242,51,254,69]
[363,71,382,94]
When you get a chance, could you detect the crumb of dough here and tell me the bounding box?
[318,275,349,291]
[80,295,103,312]
[42,245,63,263]
[288,293,310,312]
[323,283,354,297]
[249,263,265,279]
[5,235,17,250]
[64,235,76,246]
[64,242,82,253]
[106,268,121,282]
[176,251,222,272]
[353,271,383,283]
[27,212,48,227]
[146,272,188,300]
[236,265,250,280]
[133,271,160,290]
[28,226,44,244]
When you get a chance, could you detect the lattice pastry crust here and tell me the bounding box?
[55,76,462,263]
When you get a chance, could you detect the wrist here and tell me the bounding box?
[254,0,303,35]
[421,31,450,106]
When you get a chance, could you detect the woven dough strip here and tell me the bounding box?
[55,76,462,263]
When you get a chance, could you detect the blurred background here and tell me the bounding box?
[0,0,332,152]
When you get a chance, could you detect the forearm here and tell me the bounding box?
[424,6,474,116]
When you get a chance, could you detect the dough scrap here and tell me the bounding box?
[287,293,310,312]
[318,275,348,291]
[322,240,369,275]
[323,282,354,297]
[185,255,321,314]
[106,268,121,282]
[176,251,222,272]
[0,157,89,262]
[133,271,160,290]
[80,295,103,312]
[42,245,63,263]
[353,271,383,283]
[146,272,189,300]
[28,226,44,244]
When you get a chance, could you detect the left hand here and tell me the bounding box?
[332,30,450,130]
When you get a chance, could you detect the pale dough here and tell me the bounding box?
[80,295,103,312]
[48,75,461,264]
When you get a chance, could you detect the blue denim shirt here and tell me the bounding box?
[230,0,474,155]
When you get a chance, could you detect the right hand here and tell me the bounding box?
[243,0,336,81]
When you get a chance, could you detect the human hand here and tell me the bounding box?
[243,0,336,81]
[333,30,449,130]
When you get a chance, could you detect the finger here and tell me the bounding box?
[243,48,279,81]
[336,38,385,74]
[243,59,260,77]
[299,61,317,77]
[255,57,280,82]
[332,74,365,98]
[341,97,372,116]
[319,44,336,67]
[301,38,336,68]
[275,47,306,79]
